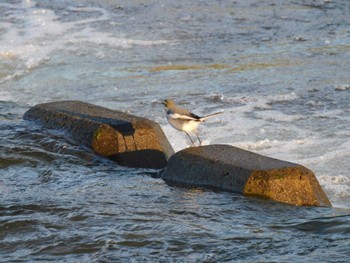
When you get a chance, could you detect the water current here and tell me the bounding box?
[1,0,350,262]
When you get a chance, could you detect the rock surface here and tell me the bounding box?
[23,101,174,169]
[162,144,331,207]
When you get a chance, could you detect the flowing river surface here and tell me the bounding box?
[1,0,350,262]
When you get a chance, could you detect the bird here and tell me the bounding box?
[162,99,223,146]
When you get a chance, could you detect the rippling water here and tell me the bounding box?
[1,0,350,261]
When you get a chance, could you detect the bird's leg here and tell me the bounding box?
[185,132,195,146]
[194,131,202,146]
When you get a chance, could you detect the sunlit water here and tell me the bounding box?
[1,0,350,261]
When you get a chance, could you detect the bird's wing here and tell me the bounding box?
[189,112,202,120]
[168,112,200,121]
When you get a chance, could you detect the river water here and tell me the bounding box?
[1,0,350,262]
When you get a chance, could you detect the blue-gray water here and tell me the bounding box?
[1,0,350,262]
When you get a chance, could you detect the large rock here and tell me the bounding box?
[162,145,331,207]
[23,101,174,169]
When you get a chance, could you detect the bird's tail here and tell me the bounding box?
[199,111,224,121]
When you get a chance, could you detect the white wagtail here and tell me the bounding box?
[162,99,223,146]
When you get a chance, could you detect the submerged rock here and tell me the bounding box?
[23,101,174,169]
[162,145,331,207]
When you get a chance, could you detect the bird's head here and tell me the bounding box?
[162,99,175,108]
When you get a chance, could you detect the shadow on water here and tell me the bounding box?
[270,213,350,235]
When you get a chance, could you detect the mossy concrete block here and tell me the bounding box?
[23,101,174,169]
[162,145,331,207]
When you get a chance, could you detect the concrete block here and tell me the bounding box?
[162,144,331,207]
[23,101,174,169]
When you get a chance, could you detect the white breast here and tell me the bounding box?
[167,116,199,132]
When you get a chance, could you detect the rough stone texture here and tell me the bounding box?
[23,101,174,169]
[162,144,331,207]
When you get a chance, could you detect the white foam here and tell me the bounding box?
[66,6,111,25]
[67,27,169,49]
[313,109,345,119]
[0,1,169,83]
[335,84,350,91]
[318,174,350,209]
[205,92,299,114]
[254,110,304,122]
[0,2,64,68]
[0,91,13,102]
